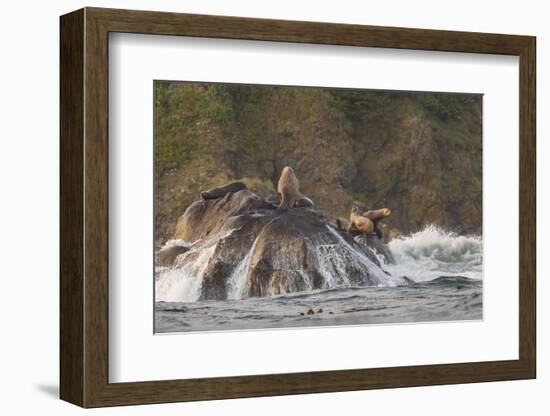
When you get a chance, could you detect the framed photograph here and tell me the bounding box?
[60,7,536,408]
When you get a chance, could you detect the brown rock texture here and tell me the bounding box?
[159,189,401,301]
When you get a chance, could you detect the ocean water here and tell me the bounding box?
[155,226,482,333]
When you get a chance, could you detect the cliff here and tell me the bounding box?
[154,82,482,246]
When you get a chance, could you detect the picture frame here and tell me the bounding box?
[60,7,536,408]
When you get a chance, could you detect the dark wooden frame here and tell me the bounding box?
[60,7,536,408]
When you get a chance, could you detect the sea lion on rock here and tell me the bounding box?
[277,167,312,210]
[363,208,392,240]
[349,206,374,234]
[201,181,247,200]
[293,196,314,208]
[267,193,313,209]
[265,194,281,207]
[363,208,391,220]
[335,217,349,231]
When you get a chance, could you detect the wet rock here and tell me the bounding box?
[401,276,416,285]
[173,190,272,243]
[355,233,396,264]
[265,194,280,207]
[159,189,404,302]
[156,245,190,267]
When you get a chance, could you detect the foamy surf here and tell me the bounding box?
[155,224,483,332]
[155,244,217,302]
[385,225,482,282]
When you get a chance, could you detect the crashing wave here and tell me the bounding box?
[386,225,482,282]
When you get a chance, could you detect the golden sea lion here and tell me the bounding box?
[335,217,349,231]
[349,206,374,234]
[363,208,392,221]
[363,208,392,239]
[201,181,247,200]
[277,167,312,210]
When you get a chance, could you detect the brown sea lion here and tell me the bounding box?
[267,193,314,209]
[363,208,392,240]
[277,167,311,210]
[201,181,247,200]
[265,194,281,207]
[349,206,374,234]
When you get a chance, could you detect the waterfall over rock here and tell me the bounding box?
[155,190,404,302]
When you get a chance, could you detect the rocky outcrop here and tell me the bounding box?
[156,190,404,302]
[155,244,190,267]
[355,234,396,264]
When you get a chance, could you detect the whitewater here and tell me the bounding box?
[155,225,483,333]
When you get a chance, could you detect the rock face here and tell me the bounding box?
[156,190,404,302]
[356,234,396,265]
[155,245,190,267]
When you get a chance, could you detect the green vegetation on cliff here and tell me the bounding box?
[154,81,482,245]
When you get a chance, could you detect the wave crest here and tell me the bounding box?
[386,225,482,282]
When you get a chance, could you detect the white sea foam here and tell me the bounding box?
[156,224,478,303]
[311,226,404,287]
[155,228,241,302]
[161,238,200,249]
[386,225,482,282]
[155,244,217,302]
[226,237,259,300]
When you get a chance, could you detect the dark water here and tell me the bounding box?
[155,276,482,333]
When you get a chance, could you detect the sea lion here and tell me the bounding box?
[363,208,392,240]
[200,181,247,200]
[277,166,311,210]
[265,194,281,207]
[293,196,314,208]
[267,193,314,209]
[349,206,374,234]
[335,217,350,231]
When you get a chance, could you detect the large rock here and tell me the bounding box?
[156,190,405,302]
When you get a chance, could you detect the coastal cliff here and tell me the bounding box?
[154,82,482,246]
